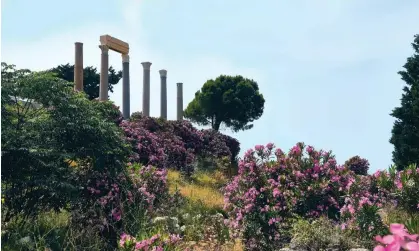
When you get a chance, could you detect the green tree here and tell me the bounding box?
[1,62,129,222]
[184,75,265,132]
[50,63,122,100]
[389,34,419,170]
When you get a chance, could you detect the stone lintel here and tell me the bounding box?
[100,35,129,54]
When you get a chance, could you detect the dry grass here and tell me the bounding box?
[167,169,243,251]
[167,169,225,209]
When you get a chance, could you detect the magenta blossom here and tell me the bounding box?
[374,224,419,251]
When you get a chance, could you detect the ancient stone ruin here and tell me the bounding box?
[74,34,184,120]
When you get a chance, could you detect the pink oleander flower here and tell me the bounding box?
[395,180,403,190]
[374,224,419,251]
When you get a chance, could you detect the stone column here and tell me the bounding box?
[122,54,130,119]
[159,69,167,120]
[177,82,183,121]
[141,62,152,117]
[99,45,109,101]
[74,42,83,91]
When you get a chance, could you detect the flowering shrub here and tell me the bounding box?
[121,114,240,174]
[121,120,166,168]
[340,175,389,239]
[345,155,370,175]
[73,163,171,247]
[200,129,232,159]
[119,233,181,251]
[374,223,419,251]
[223,143,354,250]
[290,217,359,250]
[375,165,419,213]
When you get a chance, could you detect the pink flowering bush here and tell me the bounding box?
[121,114,239,175]
[374,223,419,251]
[223,142,354,250]
[118,233,181,251]
[340,175,389,240]
[374,165,419,213]
[73,163,171,248]
[345,155,370,175]
[121,120,167,168]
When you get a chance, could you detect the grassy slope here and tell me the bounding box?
[167,169,243,251]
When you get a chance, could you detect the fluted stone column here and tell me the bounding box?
[122,54,130,119]
[177,82,183,121]
[141,62,152,117]
[74,42,83,91]
[99,45,109,101]
[159,69,167,120]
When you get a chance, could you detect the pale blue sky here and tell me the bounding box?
[2,0,419,172]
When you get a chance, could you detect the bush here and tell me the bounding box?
[121,114,240,175]
[340,175,389,239]
[374,165,419,213]
[384,206,419,236]
[345,156,370,175]
[1,64,130,222]
[290,217,359,251]
[223,143,354,250]
[72,163,171,248]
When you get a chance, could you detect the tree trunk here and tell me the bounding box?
[213,119,221,131]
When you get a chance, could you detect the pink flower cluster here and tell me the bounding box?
[85,164,170,230]
[374,224,419,251]
[120,115,240,172]
[374,165,419,212]
[223,143,354,249]
[119,233,181,251]
[340,175,389,230]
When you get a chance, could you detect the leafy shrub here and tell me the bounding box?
[1,211,108,251]
[73,163,171,247]
[223,143,354,250]
[384,206,419,236]
[1,64,130,222]
[375,165,419,213]
[290,217,359,251]
[345,156,370,175]
[340,175,389,239]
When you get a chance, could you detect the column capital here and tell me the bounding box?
[99,45,109,53]
[75,42,83,46]
[122,54,130,63]
[177,82,183,87]
[159,69,167,77]
[141,62,152,70]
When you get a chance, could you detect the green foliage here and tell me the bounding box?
[390,34,419,170]
[354,205,387,242]
[184,75,265,132]
[290,217,360,251]
[50,63,122,100]
[1,62,130,222]
[385,206,419,235]
[1,211,108,251]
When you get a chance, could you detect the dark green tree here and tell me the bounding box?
[1,62,129,222]
[389,34,419,170]
[184,75,265,132]
[50,63,122,100]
